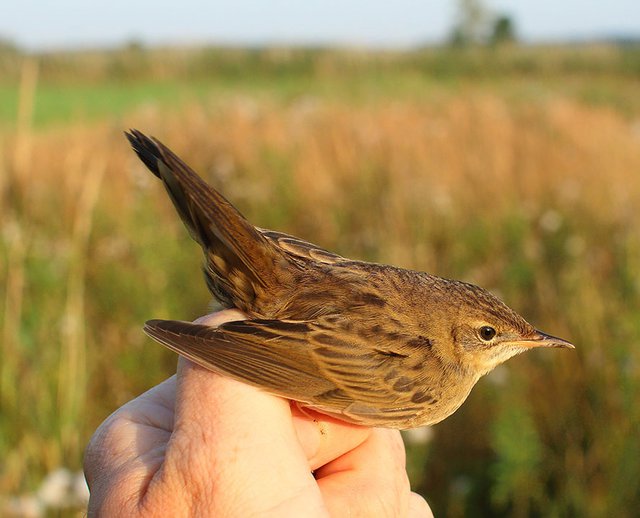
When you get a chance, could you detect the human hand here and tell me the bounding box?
[84,310,432,517]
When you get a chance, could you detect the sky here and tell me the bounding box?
[0,0,638,51]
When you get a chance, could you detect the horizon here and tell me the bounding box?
[5,31,640,56]
[1,0,638,53]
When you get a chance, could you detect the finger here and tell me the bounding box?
[315,428,413,517]
[84,375,178,516]
[409,492,434,518]
[85,310,243,514]
[148,361,327,516]
[145,307,324,515]
[193,309,246,327]
[193,311,372,471]
[84,375,177,484]
[291,405,371,471]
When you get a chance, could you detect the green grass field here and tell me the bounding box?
[1,45,639,127]
[1,44,640,516]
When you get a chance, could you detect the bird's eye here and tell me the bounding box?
[479,326,497,341]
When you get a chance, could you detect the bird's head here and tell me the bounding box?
[433,280,574,377]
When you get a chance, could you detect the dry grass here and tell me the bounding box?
[1,84,640,515]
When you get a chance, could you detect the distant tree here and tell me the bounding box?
[447,1,518,48]
[124,38,145,54]
[490,15,517,46]
[0,35,20,56]
[448,0,491,47]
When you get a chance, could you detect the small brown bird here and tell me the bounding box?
[126,129,574,429]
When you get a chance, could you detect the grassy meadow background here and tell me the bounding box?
[1,43,640,516]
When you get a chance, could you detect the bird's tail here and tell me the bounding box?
[126,129,291,313]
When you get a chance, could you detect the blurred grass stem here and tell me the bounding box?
[57,156,106,458]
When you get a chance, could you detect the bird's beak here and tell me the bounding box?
[515,330,575,349]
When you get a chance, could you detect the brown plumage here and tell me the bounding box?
[126,129,574,429]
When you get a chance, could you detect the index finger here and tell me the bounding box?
[182,310,371,470]
[146,311,368,515]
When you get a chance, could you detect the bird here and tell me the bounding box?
[126,129,574,430]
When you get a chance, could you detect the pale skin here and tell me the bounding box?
[84,310,433,517]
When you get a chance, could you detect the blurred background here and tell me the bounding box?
[1,0,639,516]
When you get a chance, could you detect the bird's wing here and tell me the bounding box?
[143,317,425,425]
[144,318,336,400]
[258,228,345,265]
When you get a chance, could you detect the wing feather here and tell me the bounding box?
[259,228,344,264]
[143,317,431,426]
[144,319,336,400]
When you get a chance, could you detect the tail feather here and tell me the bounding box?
[126,129,291,310]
